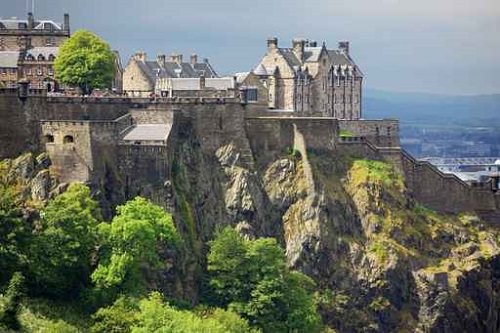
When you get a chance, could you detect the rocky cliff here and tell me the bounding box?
[167,120,500,332]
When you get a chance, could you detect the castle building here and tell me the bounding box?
[0,13,70,90]
[123,52,218,97]
[254,37,363,119]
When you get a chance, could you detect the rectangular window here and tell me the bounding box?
[246,88,258,102]
[48,67,54,76]
[1,68,6,75]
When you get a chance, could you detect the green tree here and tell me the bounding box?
[54,30,115,95]
[0,169,30,286]
[91,297,139,333]
[0,272,25,330]
[92,197,179,295]
[131,292,257,333]
[30,183,101,298]
[208,227,321,333]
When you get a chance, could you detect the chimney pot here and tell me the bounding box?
[157,54,166,67]
[191,54,198,65]
[27,12,34,30]
[63,13,70,33]
[134,51,147,62]
[292,38,306,62]
[267,37,278,51]
[338,41,350,55]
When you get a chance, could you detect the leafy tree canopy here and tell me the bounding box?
[54,30,115,95]
[30,183,101,297]
[91,293,259,333]
[208,227,321,333]
[92,197,179,294]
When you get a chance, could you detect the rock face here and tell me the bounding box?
[167,126,500,332]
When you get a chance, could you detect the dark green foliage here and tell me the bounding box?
[92,197,179,296]
[54,30,115,94]
[0,272,25,330]
[29,183,101,298]
[208,227,321,333]
[0,178,29,286]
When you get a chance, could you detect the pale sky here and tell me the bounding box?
[2,0,500,95]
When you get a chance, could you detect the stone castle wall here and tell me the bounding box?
[0,91,498,222]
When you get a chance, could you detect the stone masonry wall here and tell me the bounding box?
[339,119,400,147]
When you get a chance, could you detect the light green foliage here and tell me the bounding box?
[92,197,179,293]
[339,129,354,137]
[54,30,115,94]
[132,292,257,333]
[30,183,101,297]
[208,227,321,333]
[0,272,25,330]
[91,297,139,333]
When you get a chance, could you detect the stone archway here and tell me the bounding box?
[42,77,58,92]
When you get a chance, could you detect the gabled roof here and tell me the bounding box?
[0,51,20,68]
[277,48,301,68]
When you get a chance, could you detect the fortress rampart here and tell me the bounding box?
[0,89,498,222]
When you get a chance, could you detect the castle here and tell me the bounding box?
[0,13,498,222]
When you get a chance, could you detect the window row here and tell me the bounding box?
[24,66,54,76]
[0,68,17,74]
[25,54,56,62]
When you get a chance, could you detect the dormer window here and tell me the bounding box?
[38,54,45,61]
[48,54,55,61]
[26,54,35,61]
[0,23,5,30]
[18,22,27,30]
[43,23,54,31]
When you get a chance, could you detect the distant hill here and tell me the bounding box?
[363,89,500,125]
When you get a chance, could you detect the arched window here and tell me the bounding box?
[44,134,54,143]
[26,54,35,61]
[63,135,74,143]
[37,54,45,61]
[48,54,55,61]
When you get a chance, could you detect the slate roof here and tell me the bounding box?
[0,19,63,31]
[270,45,363,77]
[123,124,172,142]
[0,51,20,68]
[136,58,218,84]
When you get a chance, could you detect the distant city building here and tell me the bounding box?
[0,13,70,90]
[123,52,218,97]
[421,157,500,183]
[253,37,363,118]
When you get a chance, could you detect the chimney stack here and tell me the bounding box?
[190,54,198,65]
[292,38,306,62]
[267,37,278,51]
[157,54,166,67]
[134,51,147,62]
[169,53,183,64]
[338,41,350,55]
[63,13,70,33]
[27,12,34,30]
